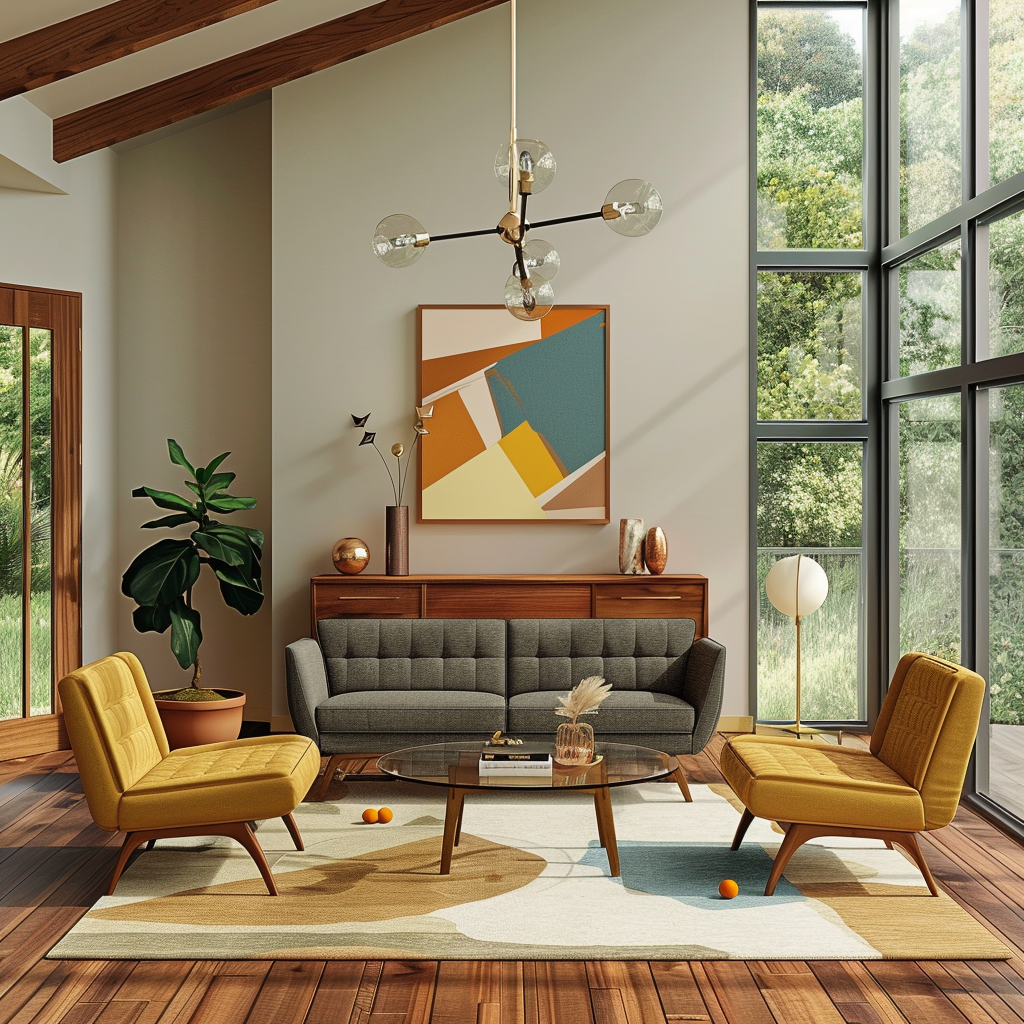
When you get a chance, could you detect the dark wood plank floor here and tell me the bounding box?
[1,735,1023,1023]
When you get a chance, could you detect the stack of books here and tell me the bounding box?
[478,743,553,777]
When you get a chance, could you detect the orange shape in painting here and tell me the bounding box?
[542,458,606,511]
[498,422,564,497]
[421,340,539,398]
[420,391,486,490]
[541,307,604,338]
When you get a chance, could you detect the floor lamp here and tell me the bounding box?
[765,553,829,738]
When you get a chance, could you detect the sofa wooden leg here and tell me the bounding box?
[282,812,304,851]
[316,754,347,801]
[731,808,754,851]
[764,822,814,895]
[108,832,148,895]
[891,832,940,896]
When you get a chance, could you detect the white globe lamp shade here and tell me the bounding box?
[765,554,828,619]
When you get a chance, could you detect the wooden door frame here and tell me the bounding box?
[0,282,81,760]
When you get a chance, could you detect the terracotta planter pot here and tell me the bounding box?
[152,688,246,750]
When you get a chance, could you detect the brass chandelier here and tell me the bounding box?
[371,0,663,320]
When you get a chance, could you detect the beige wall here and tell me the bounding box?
[0,96,119,666]
[272,0,750,717]
[117,101,274,718]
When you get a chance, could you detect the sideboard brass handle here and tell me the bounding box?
[617,596,682,600]
[336,596,400,601]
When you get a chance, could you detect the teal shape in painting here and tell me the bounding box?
[578,841,804,909]
[485,311,606,475]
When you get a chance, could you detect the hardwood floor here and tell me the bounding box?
[2,736,1024,1023]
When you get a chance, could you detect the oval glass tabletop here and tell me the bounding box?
[377,740,677,791]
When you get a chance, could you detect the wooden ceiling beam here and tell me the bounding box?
[0,0,284,102]
[52,0,505,163]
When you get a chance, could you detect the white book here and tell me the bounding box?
[478,757,553,776]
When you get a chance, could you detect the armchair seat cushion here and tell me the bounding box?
[316,690,506,736]
[720,735,925,832]
[119,734,320,832]
[507,690,695,736]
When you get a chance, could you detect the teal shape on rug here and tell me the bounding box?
[486,312,606,473]
[578,842,803,909]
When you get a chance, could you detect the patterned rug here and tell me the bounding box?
[48,781,1009,960]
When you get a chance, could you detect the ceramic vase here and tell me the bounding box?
[385,505,409,576]
[554,721,595,765]
[618,518,645,574]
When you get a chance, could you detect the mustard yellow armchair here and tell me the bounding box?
[58,653,321,895]
[721,652,985,896]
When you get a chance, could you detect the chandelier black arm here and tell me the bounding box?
[526,210,604,229]
[429,226,504,242]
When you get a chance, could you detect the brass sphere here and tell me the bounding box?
[391,442,405,457]
[332,537,370,575]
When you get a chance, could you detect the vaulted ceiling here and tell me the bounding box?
[1,0,504,163]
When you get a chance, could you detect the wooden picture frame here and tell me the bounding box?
[417,305,610,524]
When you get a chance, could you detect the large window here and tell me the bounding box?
[753,0,1024,838]
[753,2,874,728]
[0,286,81,757]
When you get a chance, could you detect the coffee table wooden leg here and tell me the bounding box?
[668,757,693,802]
[454,794,465,847]
[594,787,621,877]
[440,787,464,874]
[593,791,607,848]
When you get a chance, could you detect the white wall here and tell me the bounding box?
[0,96,119,666]
[117,101,274,719]
[273,0,750,717]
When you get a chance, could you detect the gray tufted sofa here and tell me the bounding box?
[286,617,725,795]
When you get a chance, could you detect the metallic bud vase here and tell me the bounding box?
[644,527,668,574]
[385,505,409,576]
[618,518,645,574]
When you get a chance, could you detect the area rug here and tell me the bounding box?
[48,781,1009,961]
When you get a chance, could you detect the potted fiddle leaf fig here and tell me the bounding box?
[121,440,264,748]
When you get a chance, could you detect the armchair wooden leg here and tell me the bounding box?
[891,832,940,896]
[765,822,814,895]
[282,812,304,851]
[315,754,348,801]
[731,808,755,851]
[108,821,283,896]
[668,758,693,802]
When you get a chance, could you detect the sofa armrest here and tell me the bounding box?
[285,638,329,747]
[683,636,726,753]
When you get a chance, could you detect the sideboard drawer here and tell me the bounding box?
[426,584,591,619]
[594,581,707,633]
[314,583,421,621]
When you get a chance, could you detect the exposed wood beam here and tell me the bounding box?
[0,0,284,102]
[52,0,505,163]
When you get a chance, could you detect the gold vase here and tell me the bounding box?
[554,721,595,765]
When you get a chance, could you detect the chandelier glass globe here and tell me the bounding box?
[372,214,428,268]
[504,272,554,321]
[602,180,664,237]
[495,139,556,194]
[512,238,560,281]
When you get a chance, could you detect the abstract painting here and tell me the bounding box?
[417,305,610,523]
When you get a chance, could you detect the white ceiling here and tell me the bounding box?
[3,0,369,119]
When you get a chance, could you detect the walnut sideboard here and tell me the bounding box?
[309,574,709,638]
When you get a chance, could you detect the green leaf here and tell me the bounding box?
[121,538,200,606]
[197,452,231,485]
[131,486,196,515]
[141,513,197,530]
[206,495,257,514]
[193,528,248,567]
[184,480,202,497]
[167,440,195,477]
[132,603,172,634]
[210,559,262,593]
[206,472,236,492]
[217,575,264,615]
[169,599,202,670]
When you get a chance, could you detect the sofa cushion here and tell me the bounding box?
[720,735,926,832]
[507,690,695,736]
[317,619,506,697]
[507,618,694,698]
[316,690,506,735]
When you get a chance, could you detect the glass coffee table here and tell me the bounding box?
[377,741,692,876]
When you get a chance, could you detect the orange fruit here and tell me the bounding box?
[718,879,739,899]
[361,808,379,824]
[377,807,394,823]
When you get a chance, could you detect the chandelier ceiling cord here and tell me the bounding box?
[372,0,663,321]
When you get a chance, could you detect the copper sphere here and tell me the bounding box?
[332,537,370,575]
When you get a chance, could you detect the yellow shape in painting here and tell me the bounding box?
[497,422,564,497]
[422,444,547,520]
